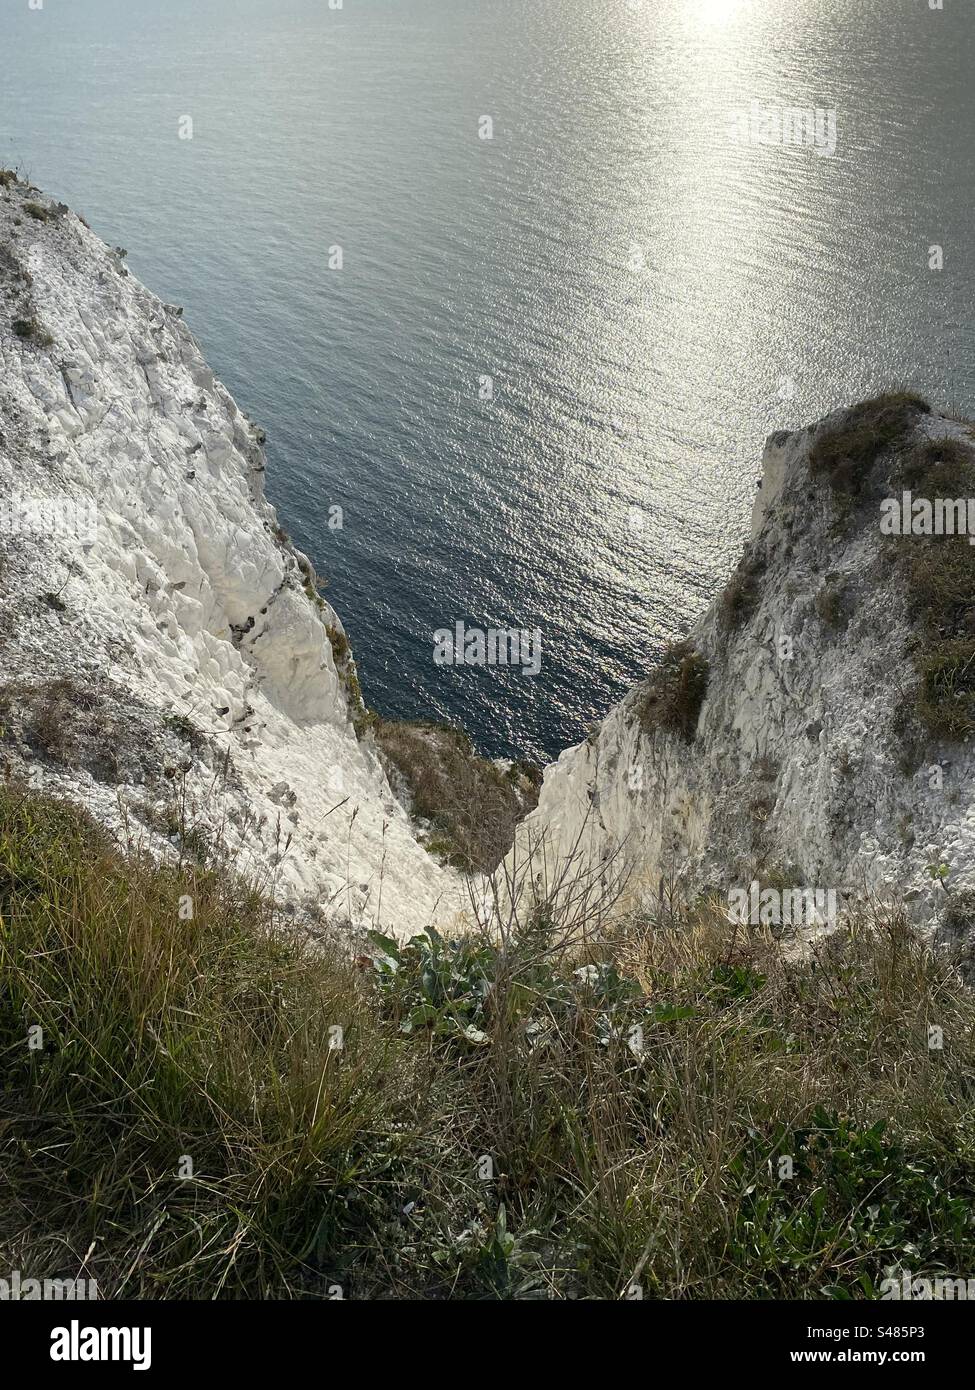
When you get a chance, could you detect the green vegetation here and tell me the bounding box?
[2,784,974,1299]
[814,574,850,631]
[891,434,975,743]
[369,718,539,873]
[11,315,53,347]
[720,549,767,633]
[809,391,930,500]
[636,640,709,743]
[326,622,350,665]
[23,200,51,223]
[163,710,199,744]
[0,170,16,189]
[325,623,364,712]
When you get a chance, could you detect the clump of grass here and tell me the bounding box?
[0,169,16,189]
[895,435,975,498]
[11,315,54,347]
[4,785,975,1300]
[0,677,129,783]
[809,391,930,499]
[635,640,709,743]
[370,719,538,873]
[0,677,95,765]
[936,889,975,983]
[719,549,767,633]
[23,200,51,223]
[914,639,975,741]
[326,623,364,712]
[0,785,398,1299]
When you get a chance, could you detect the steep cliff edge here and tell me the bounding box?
[4,174,974,950]
[519,393,975,939]
[0,175,465,936]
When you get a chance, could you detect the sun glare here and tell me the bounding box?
[698,0,749,24]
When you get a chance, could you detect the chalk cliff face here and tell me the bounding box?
[4,177,974,944]
[518,404,975,931]
[0,177,464,937]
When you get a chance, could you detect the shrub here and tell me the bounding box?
[11,315,53,347]
[23,200,51,222]
[814,575,849,630]
[809,391,930,499]
[720,549,767,633]
[370,719,538,873]
[636,640,709,742]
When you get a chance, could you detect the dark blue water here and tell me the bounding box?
[3,0,973,762]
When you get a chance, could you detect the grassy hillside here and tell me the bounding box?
[2,783,974,1299]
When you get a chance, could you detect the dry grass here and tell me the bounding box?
[5,789,973,1295]
[635,641,710,743]
[720,549,767,633]
[3,785,975,1300]
[889,433,975,743]
[370,718,539,873]
[0,677,121,780]
[809,391,930,499]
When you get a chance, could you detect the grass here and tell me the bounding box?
[11,315,54,347]
[369,718,539,873]
[23,200,51,223]
[914,640,975,742]
[3,783,975,1299]
[889,434,975,743]
[719,549,767,634]
[814,575,850,631]
[324,622,367,713]
[635,640,709,743]
[0,677,96,764]
[809,391,930,500]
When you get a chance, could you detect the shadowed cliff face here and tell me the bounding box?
[0,173,466,938]
[518,394,975,940]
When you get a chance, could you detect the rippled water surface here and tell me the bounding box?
[3,0,974,760]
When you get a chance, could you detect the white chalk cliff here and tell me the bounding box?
[0,178,465,938]
[518,408,975,931]
[3,178,973,944]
